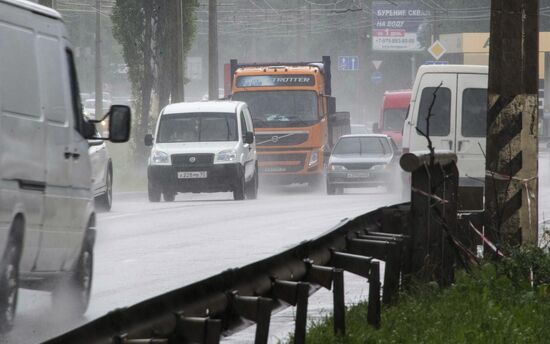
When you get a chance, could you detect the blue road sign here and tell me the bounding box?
[424,60,449,65]
[338,56,359,71]
[371,70,383,85]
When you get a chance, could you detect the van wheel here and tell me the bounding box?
[52,237,93,316]
[163,192,176,202]
[148,181,161,202]
[0,243,20,332]
[245,171,258,200]
[96,167,112,211]
[233,175,245,201]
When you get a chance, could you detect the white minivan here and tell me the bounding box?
[402,64,488,187]
[145,101,258,201]
[0,0,130,330]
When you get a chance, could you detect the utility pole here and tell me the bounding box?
[94,0,103,120]
[485,0,539,247]
[208,0,218,100]
[171,0,184,103]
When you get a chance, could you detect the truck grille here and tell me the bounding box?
[171,154,214,167]
[258,153,307,173]
[256,132,309,146]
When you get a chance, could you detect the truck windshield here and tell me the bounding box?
[382,108,407,131]
[232,90,318,128]
[157,112,238,143]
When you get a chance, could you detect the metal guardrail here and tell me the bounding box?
[45,204,411,344]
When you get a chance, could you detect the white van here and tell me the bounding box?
[145,101,258,201]
[402,64,488,186]
[0,0,130,330]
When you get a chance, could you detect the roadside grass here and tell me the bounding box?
[288,246,550,344]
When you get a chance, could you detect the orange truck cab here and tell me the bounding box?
[229,56,350,186]
[374,90,411,147]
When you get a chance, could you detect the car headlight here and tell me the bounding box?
[216,149,237,162]
[371,164,388,170]
[309,151,319,167]
[330,164,347,171]
[151,150,170,164]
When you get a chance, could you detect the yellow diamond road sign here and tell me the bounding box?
[428,40,447,60]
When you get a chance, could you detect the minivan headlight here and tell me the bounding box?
[151,150,170,164]
[330,164,347,171]
[216,149,237,162]
[309,151,319,167]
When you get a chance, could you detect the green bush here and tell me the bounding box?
[291,246,550,344]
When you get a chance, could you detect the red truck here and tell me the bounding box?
[373,90,411,147]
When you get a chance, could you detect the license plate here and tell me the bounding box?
[178,171,207,179]
[347,172,369,178]
[263,166,286,172]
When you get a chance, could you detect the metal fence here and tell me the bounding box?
[46,151,462,344]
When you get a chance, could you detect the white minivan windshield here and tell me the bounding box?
[157,112,238,143]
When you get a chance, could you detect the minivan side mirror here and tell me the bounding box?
[108,105,131,143]
[244,131,254,144]
[144,134,154,147]
[372,122,379,133]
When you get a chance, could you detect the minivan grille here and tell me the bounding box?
[171,154,214,167]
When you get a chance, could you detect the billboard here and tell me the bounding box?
[372,1,431,52]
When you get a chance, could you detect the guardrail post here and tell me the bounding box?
[174,314,222,344]
[231,294,273,344]
[304,262,345,337]
[348,237,401,305]
[367,261,381,328]
[272,280,310,344]
[333,268,345,337]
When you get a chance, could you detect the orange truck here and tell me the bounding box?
[228,56,350,187]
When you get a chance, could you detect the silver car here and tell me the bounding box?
[327,134,399,194]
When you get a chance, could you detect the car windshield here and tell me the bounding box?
[232,90,318,128]
[383,108,407,131]
[333,137,391,156]
[157,112,238,143]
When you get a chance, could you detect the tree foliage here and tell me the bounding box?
[111,0,197,162]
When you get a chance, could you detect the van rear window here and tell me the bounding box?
[416,87,451,137]
[462,88,487,137]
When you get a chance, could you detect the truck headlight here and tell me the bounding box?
[309,151,319,167]
[216,149,237,162]
[330,164,347,171]
[151,150,170,164]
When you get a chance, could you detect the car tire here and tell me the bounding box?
[327,182,336,195]
[245,169,259,200]
[163,192,176,202]
[52,233,93,316]
[148,181,161,202]
[96,166,112,211]
[0,237,21,332]
[233,173,245,201]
